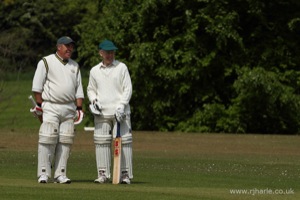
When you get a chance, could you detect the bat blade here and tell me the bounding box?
[112,121,122,184]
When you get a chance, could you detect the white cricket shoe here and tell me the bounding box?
[54,175,71,184]
[38,175,48,183]
[94,170,107,183]
[121,171,130,184]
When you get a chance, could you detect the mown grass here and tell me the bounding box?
[1,75,300,199]
[0,129,300,200]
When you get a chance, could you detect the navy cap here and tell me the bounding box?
[99,39,118,51]
[57,36,75,45]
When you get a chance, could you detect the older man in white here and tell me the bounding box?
[31,36,84,184]
[87,39,133,184]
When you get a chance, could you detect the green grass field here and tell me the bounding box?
[1,129,300,200]
[1,76,300,199]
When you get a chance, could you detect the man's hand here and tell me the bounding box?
[89,99,102,115]
[30,105,43,116]
[115,105,125,122]
[74,108,84,125]
[28,95,43,123]
[94,99,102,112]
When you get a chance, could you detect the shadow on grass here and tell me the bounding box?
[72,180,148,184]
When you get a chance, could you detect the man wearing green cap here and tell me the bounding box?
[87,39,133,184]
[31,36,84,184]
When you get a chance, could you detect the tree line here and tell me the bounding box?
[1,0,300,134]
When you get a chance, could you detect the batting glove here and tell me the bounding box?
[93,99,102,112]
[30,105,43,116]
[115,105,125,122]
[74,107,84,125]
[89,99,102,115]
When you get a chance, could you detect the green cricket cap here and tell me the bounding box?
[99,39,118,51]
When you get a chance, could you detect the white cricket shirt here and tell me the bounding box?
[32,54,84,103]
[87,60,132,116]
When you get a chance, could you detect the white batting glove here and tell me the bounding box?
[93,99,102,112]
[74,108,84,125]
[89,99,102,115]
[115,105,125,122]
[30,105,43,116]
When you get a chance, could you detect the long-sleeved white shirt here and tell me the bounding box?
[87,60,132,115]
[32,54,84,103]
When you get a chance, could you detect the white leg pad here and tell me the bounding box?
[94,122,112,179]
[59,120,75,144]
[121,133,133,179]
[95,143,111,179]
[39,122,59,144]
[37,143,55,178]
[54,143,71,178]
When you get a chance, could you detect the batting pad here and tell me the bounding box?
[37,143,55,178]
[94,121,113,178]
[54,143,71,179]
[95,143,112,179]
[121,134,133,179]
[59,120,75,144]
[39,122,59,144]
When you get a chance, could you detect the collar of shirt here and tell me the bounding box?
[55,53,68,65]
[100,60,116,68]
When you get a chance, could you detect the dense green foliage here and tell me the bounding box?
[1,0,300,133]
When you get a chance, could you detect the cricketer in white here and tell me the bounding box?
[31,36,84,184]
[87,39,133,184]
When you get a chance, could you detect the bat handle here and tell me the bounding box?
[28,95,43,123]
[28,95,37,107]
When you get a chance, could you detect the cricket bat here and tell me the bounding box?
[112,120,122,184]
[28,95,43,123]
